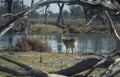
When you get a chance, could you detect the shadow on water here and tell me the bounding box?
[0,34,116,54]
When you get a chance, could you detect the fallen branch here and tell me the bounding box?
[0,54,117,76]
[0,56,32,70]
[83,56,114,77]
[52,58,112,76]
[83,10,120,76]
[0,56,66,77]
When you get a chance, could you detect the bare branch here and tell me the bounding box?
[86,13,100,26]
[83,56,114,77]
[1,13,14,17]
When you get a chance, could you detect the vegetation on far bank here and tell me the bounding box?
[28,18,120,34]
[0,17,120,34]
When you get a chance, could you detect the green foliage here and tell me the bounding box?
[62,10,70,18]
[68,24,88,33]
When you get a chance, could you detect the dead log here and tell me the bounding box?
[52,57,114,76]
[83,56,114,77]
[0,56,101,76]
[0,54,116,76]
[52,58,100,76]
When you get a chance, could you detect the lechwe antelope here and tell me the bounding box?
[60,34,77,55]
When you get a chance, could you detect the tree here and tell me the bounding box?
[44,4,50,24]
[62,10,70,18]
[56,3,65,26]
[0,0,120,76]
[5,0,13,51]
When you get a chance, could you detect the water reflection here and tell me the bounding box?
[0,34,116,53]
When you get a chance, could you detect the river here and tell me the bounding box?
[0,34,116,54]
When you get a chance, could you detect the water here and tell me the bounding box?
[0,34,116,54]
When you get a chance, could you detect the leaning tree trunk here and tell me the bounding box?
[83,7,89,23]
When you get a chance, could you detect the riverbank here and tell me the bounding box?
[27,23,120,34]
[0,52,110,77]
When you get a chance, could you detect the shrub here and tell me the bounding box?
[68,25,88,33]
[13,38,52,52]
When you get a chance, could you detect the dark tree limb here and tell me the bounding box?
[52,58,100,76]
[83,56,114,77]
[44,4,49,24]
[0,66,32,76]
[0,55,100,76]
[56,3,65,26]
[0,56,32,70]
[0,54,117,76]
[0,56,65,77]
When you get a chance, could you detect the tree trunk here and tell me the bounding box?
[21,0,24,10]
[56,3,64,26]
[83,7,89,23]
[45,4,49,24]
[5,0,13,51]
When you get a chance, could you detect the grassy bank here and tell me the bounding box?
[29,18,120,34]
[0,52,119,77]
[28,23,120,34]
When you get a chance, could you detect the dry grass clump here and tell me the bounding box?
[68,24,89,33]
[28,24,62,34]
[13,38,52,52]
